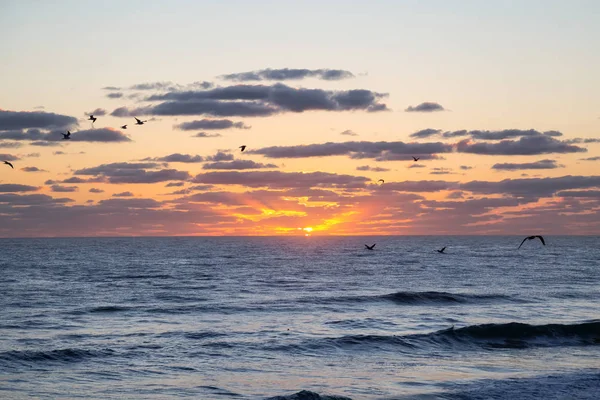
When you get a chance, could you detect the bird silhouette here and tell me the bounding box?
[365,244,376,250]
[518,235,546,249]
[378,179,384,184]
[437,246,446,253]
[412,156,420,162]
[3,161,14,169]
[134,117,146,125]
[239,145,246,152]
[88,115,97,124]
[121,125,128,129]
[61,131,71,140]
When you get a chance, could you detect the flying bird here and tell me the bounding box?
[61,131,71,140]
[437,246,446,253]
[518,235,546,249]
[134,117,146,125]
[3,161,14,169]
[88,115,97,123]
[412,156,420,162]
[239,145,246,152]
[378,179,384,184]
[365,244,376,250]
[121,125,127,129]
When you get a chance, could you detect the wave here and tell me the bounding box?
[299,290,520,306]
[265,390,352,400]
[277,321,600,353]
[0,348,115,365]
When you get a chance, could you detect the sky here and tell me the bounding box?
[1,0,599,237]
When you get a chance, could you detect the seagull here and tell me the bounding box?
[437,246,446,253]
[61,131,71,140]
[88,115,97,123]
[365,244,376,250]
[412,156,420,162]
[3,161,14,169]
[121,125,127,129]
[378,179,384,184]
[518,235,546,249]
[134,117,146,125]
[239,145,246,152]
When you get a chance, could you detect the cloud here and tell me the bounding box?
[106,92,124,99]
[492,159,563,171]
[220,68,354,81]
[0,153,20,161]
[356,165,390,172]
[70,128,131,143]
[0,141,22,148]
[251,140,452,160]
[0,110,77,131]
[103,86,121,91]
[202,160,278,170]
[53,151,66,155]
[21,166,46,172]
[51,184,78,193]
[165,182,185,187]
[460,165,473,170]
[31,141,62,147]
[174,119,249,131]
[130,81,178,91]
[194,132,222,138]
[456,135,586,155]
[113,191,134,197]
[206,151,234,162]
[0,184,39,192]
[581,156,600,161]
[73,162,191,184]
[192,170,369,189]
[340,130,358,136]
[405,102,445,112]
[113,83,388,117]
[152,153,205,163]
[565,138,600,144]
[556,190,600,198]
[25,153,40,158]
[462,175,600,197]
[408,164,426,169]
[85,108,107,116]
[430,167,454,175]
[89,188,104,193]
[443,129,563,141]
[410,128,442,139]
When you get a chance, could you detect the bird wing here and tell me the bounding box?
[378,179,384,183]
[364,244,369,249]
[135,117,141,123]
[536,235,546,245]
[518,237,528,249]
[441,246,446,252]
[5,161,13,168]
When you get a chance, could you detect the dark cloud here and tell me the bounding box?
[460,165,473,170]
[0,141,22,148]
[375,180,458,192]
[102,86,121,91]
[0,110,77,131]
[85,108,107,117]
[581,156,600,161]
[446,191,465,199]
[405,102,445,112]
[443,129,563,141]
[51,184,78,193]
[462,175,600,197]
[192,170,369,189]
[456,136,586,155]
[31,141,62,147]
[53,151,66,155]
[251,140,452,160]
[202,160,278,170]
[113,191,134,197]
[0,184,39,192]
[73,162,191,184]
[194,132,222,138]
[556,190,600,198]
[174,119,249,131]
[89,188,104,193]
[220,68,354,82]
[356,165,390,172]
[70,128,131,143]
[410,128,441,139]
[0,193,73,206]
[21,166,46,172]
[340,130,358,136]
[206,151,234,162]
[130,81,177,91]
[166,182,185,187]
[430,167,454,175]
[0,153,20,161]
[62,176,106,184]
[148,153,204,163]
[408,164,426,169]
[492,159,563,171]
[25,153,40,158]
[0,127,129,143]
[112,83,388,117]
[106,92,124,99]
[565,138,600,144]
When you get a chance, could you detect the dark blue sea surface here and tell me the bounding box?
[0,236,598,399]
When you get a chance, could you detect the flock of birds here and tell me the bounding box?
[3,113,547,247]
[364,235,546,252]
[3,114,248,169]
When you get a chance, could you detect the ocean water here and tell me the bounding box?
[0,236,598,400]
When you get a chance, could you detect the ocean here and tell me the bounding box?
[0,236,598,399]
